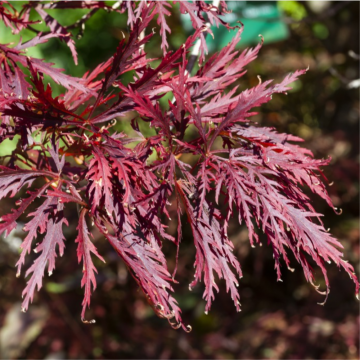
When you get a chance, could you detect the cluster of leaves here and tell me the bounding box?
[0,1,358,331]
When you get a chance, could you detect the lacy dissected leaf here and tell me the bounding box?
[35,5,78,65]
[204,0,230,28]
[214,149,359,300]
[90,25,203,124]
[46,188,85,206]
[47,139,65,173]
[21,199,68,312]
[27,60,73,117]
[0,183,50,238]
[15,32,61,51]
[121,1,153,30]
[86,141,156,226]
[0,44,88,92]
[193,158,213,219]
[88,3,156,118]
[63,57,113,110]
[123,1,136,30]
[0,51,29,101]
[176,180,242,313]
[229,125,333,207]
[0,167,55,200]
[0,1,35,33]
[125,88,172,139]
[213,154,259,247]
[75,209,105,321]
[2,62,86,132]
[209,69,307,148]
[193,27,261,102]
[98,216,188,330]
[0,47,30,127]
[15,195,56,276]
[178,1,209,62]
[1,0,358,328]
[86,146,114,216]
[176,1,230,62]
[154,1,172,53]
[2,104,81,130]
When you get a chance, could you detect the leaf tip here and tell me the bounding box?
[258,34,264,46]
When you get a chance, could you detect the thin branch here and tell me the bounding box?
[68,8,99,39]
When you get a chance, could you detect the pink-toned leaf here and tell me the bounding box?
[86,147,114,216]
[75,209,105,320]
[97,216,188,331]
[176,180,242,313]
[154,2,172,53]
[0,167,55,200]
[0,44,89,92]
[0,183,50,238]
[21,199,68,312]
[35,5,78,65]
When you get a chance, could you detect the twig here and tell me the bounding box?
[69,1,123,39]
[329,67,360,89]
[348,50,360,61]
[186,0,220,75]
[26,4,111,39]
[185,24,209,75]
[68,8,99,39]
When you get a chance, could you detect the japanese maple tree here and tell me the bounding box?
[0,1,358,331]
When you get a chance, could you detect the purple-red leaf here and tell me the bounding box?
[176,180,242,313]
[2,0,357,328]
[0,167,55,200]
[35,5,78,65]
[75,209,105,321]
[98,216,188,330]
[21,199,68,312]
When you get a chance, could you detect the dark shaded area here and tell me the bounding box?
[0,1,358,359]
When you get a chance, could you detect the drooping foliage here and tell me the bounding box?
[0,0,358,331]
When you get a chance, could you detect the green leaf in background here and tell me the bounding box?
[181,1,289,52]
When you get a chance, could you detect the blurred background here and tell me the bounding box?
[0,1,359,359]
